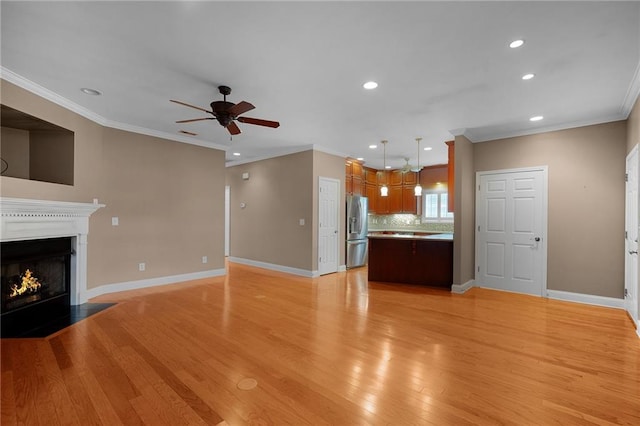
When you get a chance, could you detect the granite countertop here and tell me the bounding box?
[367,233,453,241]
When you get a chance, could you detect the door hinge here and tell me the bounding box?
[625,173,629,182]
[478,225,480,232]
[624,288,629,298]
[477,266,480,272]
[626,230,628,239]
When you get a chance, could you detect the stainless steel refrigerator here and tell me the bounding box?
[346,195,368,269]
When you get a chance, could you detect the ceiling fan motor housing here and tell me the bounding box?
[210,101,236,126]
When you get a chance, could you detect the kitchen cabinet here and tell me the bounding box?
[364,167,377,184]
[388,186,403,213]
[446,140,454,212]
[390,170,403,186]
[365,183,378,212]
[402,186,419,214]
[403,171,417,185]
[368,234,453,288]
[345,159,365,196]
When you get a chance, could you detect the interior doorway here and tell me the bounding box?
[318,177,340,275]
[625,145,638,328]
[476,167,548,296]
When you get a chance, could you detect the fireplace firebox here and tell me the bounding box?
[1,237,73,336]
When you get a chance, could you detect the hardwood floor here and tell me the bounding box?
[2,262,639,425]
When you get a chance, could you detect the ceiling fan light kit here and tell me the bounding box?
[171,85,280,136]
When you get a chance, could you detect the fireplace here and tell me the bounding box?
[1,237,73,335]
[1,197,104,336]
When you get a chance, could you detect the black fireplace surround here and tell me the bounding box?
[1,237,73,336]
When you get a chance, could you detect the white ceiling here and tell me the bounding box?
[2,1,639,170]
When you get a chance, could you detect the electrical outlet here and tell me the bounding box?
[299,218,305,226]
[202,256,208,264]
[138,262,145,271]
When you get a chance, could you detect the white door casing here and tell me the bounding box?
[225,185,230,257]
[476,167,548,297]
[318,177,340,275]
[625,145,639,327]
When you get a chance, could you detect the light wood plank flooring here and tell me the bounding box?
[2,262,640,425]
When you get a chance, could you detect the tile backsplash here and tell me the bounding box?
[368,214,454,233]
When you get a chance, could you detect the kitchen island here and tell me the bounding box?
[367,233,453,288]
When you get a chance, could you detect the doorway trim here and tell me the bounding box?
[318,176,340,275]
[475,166,549,297]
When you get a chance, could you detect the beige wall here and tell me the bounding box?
[226,151,315,271]
[473,121,627,298]
[1,79,226,290]
[453,135,475,286]
[226,149,346,273]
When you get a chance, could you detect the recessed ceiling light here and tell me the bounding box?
[80,87,101,95]
[356,157,364,161]
[509,39,525,48]
[522,73,535,80]
[385,165,391,169]
[233,152,241,156]
[423,147,433,151]
[529,115,544,122]
[369,144,377,149]
[363,81,378,90]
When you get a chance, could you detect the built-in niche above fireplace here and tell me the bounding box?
[0,104,74,185]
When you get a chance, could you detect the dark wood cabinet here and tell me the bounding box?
[368,236,453,288]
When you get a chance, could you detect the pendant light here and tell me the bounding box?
[414,137,423,196]
[380,140,388,197]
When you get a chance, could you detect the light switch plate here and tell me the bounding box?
[112,217,119,226]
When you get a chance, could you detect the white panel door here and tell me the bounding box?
[625,145,639,326]
[318,177,340,275]
[476,168,547,296]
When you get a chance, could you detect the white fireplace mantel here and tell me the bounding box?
[1,197,104,305]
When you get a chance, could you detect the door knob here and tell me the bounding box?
[630,250,638,255]
[534,237,541,242]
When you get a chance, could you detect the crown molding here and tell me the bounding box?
[466,113,626,143]
[0,67,228,152]
[621,60,640,118]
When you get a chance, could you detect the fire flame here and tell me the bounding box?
[9,269,42,297]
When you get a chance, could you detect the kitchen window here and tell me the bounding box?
[423,192,453,222]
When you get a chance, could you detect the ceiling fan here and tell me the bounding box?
[400,157,422,173]
[170,85,280,136]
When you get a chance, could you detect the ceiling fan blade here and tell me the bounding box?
[170,99,212,114]
[237,116,280,128]
[227,121,241,135]
[175,117,215,123]
[228,101,255,117]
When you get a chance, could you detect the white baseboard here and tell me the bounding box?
[84,268,226,302]
[546,289,624,309]
[228,257,317,278]
[451,279,474,294]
